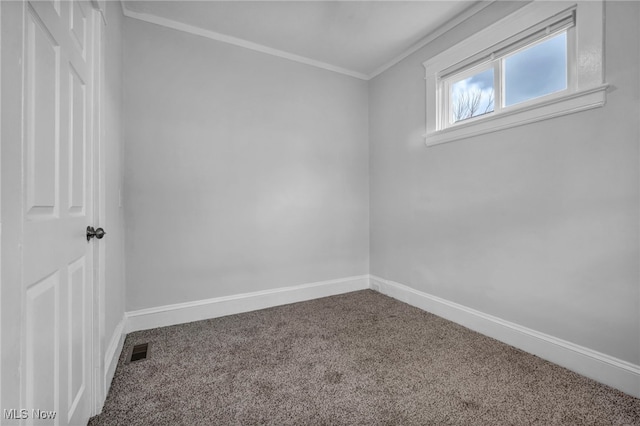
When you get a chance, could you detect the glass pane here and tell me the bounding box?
[450,68,495,124]
[504,32,567,107]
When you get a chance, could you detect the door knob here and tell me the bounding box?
[86,226,106,242]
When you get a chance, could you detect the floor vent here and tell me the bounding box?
[130,343,149,362]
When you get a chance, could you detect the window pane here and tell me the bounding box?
[450,68,495,124]
[504,32,567,107]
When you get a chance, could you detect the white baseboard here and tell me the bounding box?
[370,274,640,398]
[126,275,370,333]
[103,317,126,397]
[117,273,639,399]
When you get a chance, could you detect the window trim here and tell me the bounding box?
[423,1,607,147]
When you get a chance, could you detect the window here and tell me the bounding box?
[444,28,568,127]
[449,67,495,124]
[503,32,567,107]
[423,1,606,147]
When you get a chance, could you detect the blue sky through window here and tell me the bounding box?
[504,32,567,106]
[450,68,494,123]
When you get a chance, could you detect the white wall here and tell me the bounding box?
[123,19,370,311]
[369,0,639,366]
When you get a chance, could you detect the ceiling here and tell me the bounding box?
[122,1,484,80]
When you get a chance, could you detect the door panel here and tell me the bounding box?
[22,1,95,425]
[67,257,87,421]
[68,63,86,215]
[25,10,59,218]
[25,272,60,423]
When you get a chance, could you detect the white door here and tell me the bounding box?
[22,1,96,425]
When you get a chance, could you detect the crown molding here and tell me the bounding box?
[368,1,495,79]
[120,3,370,80]
[120,1,495,82]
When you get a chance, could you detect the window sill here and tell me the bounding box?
[424,84,608,147]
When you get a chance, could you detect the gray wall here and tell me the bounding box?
[103,1,126,347]
[123,19,370,311]
[369,1,640,365]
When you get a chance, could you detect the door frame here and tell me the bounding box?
[91,1,107,416]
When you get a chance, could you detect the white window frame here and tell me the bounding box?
[423,1,607,147]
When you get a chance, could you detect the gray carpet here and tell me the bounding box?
[89,290,640,425]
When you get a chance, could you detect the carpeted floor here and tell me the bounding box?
[89,290,640,425]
